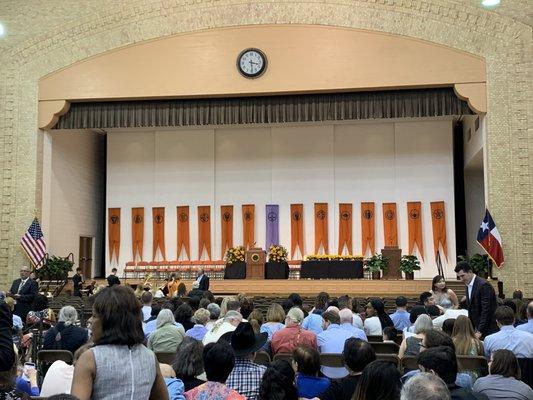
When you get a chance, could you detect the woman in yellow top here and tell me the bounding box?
[166,274,180,298]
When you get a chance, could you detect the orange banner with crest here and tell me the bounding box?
[221,205,234,255]
[242,205,255,250]
[152,207,166,261]
[131,207,144,262]
[407,201,424,261]
[338,203,353,255]
[430,201,448,261]
[382,203,398,247]
[290,204,304,259]
[361,202,375,256]
[176,206,190,260]
[314,203,329,254]
[198,206,211,260]
[108,208,120,263]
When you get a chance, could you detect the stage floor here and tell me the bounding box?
[115,278,467,297]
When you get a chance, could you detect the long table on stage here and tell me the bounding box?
[300,260,364,279]
[224,262,289,279]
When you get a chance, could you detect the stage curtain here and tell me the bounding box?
[382,203,398,247]
[55,88,473,129]
[361,202,376,256]
[152,207,166,261]
[314,203,329,254]
[407,202,424,261]
[176,206,190,260]
[430,201,448,261]
[131,207,144,262]
[290,204,304,259]
[221,205,233,256]
[338,203,353,255]
[242,204,255,249]
[108,208,120,263]
[265,204,279,249]
[198,206,212,260]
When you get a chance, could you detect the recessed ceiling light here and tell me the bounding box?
[481,0,500,6]
[0,23,5,36]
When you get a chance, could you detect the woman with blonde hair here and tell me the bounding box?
[260,304,286,341]
[398,314,433,358]
[452,315,484,356]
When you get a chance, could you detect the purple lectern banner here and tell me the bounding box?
[266,205,279,248]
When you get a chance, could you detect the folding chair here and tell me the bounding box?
[253,351,271,366]
[376,353,400,368]
[401,355,419,373]
[155,352,177,364]
[370,342,400,354]
[320,353,344,368]
[457,355,488,377]
[367,335,383,342]
[273,353,292,363]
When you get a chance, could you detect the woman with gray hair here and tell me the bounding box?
[399,314,433,358]
[205,303,220,330]
[147,308,186,353]
[172,337,205,391]
[43,305,88,354]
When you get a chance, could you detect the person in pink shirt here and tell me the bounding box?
[271,307,317,355]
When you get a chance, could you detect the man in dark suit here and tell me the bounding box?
[196,268,209,291]
[72,267,84,297]
[455,260,497,339]
[7,265,39,321]
[106,267,121,287]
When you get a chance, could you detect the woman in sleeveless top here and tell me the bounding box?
[452,315,485,380]
[399,314,433,358]
[71,286,169,400]
[430,275,458,310]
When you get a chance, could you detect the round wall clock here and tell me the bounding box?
[237,48,267,78]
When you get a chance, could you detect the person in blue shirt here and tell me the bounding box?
[389,296,411,331]
[516,300,533,334]
[338,309,367,341]
[484,305,533,359]
[302,292,329,335]
[293,344,330,398]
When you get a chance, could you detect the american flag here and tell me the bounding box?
[20,218,46,268]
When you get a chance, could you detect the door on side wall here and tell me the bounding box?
[79,236,93,278]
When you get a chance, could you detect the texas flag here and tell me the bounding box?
[477,209,504,268]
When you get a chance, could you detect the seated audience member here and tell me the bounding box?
[271,307,317,355]
[319,338,376,400]
[292,345,330,398]
[420,291,442,316]
[338,295,364,329]
[159,363,186,400]
[431,275,459,310]
[106,268,120,287]
[452,316,484,356]
[364,298,395,336]
[205,303,221,330]
[172,338,205,392]
[144,305,162,336]
[15,363,39,397]
[219,297,239,318]
[260,304,285,341]
[43,306,88,354]
[406,306,429,335]
[40,343,92,397]
[175,303,194,332]
[442,318,457,337]
[401,372,451,400]
[239,297,255,320]
[317,311,355,379]
[352,360,402,400]
[187,282,204,300]
[186,308,210,341]
[473,349,533,400]
[516,300,533,334]
[483,306,533,359]
[141,291,153,322]
[225,322,268,400]
[26,293,55,328]
[184,341,245,400]
[199,298,210,310]
[247,310,264,334]
[71,286,169,400]
[4,297,22,332]
[148,309,186,353]
[390,296,412,331]
[503,299,527,327]
[383,326,398,343]
[258,359,297,400]
[203,311,243,344]
[302,292,330,334]
[338,308,367,340]
[432,307,469,330]
[417,346,488,400]
[399,314,433,358]
[288,293,304,309]
[281,298,295,314]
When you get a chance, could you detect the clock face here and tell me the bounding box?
[237,48,267,78]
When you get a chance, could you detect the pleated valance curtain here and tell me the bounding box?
[54,88,472,129]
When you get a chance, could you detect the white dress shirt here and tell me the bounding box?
[467,275,477,301]
[364,316,383,336]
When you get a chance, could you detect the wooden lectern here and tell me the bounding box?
[382,246,402,279]
[245,248,266,279]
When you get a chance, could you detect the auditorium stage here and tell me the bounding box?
[113,278,467,297]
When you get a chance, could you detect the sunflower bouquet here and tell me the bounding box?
[225,246,245,264]
[268,245,288,262]
[305,254,364,261]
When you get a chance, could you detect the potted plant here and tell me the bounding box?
[365,253,389,280]
[468,253,490,279]
[35,255,74,280]
[399,255,421,280]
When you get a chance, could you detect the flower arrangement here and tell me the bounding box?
[225,246,245,264]
[305,254,364,261]
[268,245,288,262]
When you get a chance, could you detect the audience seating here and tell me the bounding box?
[369,342,400,354]
[401,356,419,372]
[155,351,176,364]
[319,353,344,368]
[517,358,533,388]
[367,335,383,342]
[37,349,74,365]
[375,353,400,368]
[273,353,292,363]
[456,355,488,377]
[253,351,271,366]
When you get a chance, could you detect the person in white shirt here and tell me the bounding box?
[364,299,394,336]
[432,308,469,330]
[140,291,152,322]
[202,310,242,344]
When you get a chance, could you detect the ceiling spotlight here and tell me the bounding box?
[481,0,500,6]
[0,23,4,36]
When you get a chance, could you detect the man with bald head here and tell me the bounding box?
[7,265,38,320]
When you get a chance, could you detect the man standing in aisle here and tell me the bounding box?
[7,265,38,321]
[106,268,121,287]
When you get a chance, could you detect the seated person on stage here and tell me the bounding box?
[317,310,358,379]
[202,311,243,345]
[399,314,433,358]
[338,308,367,340]
[260,304,286,341]
[166,274,180,298]
[483,305,533,360]
[363,298,394,336]
[271,308,317,356]
[389,296,412,331]
[318,338,376,400]
[43,306,88,354]
[382,326,398,344]
[187,282,204,299]
[516,300,533,334]
[417,346,488,400]
[106,267,121,287]
[302,292,330,335]
[292,344,330,399]
[473,349,533,400]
